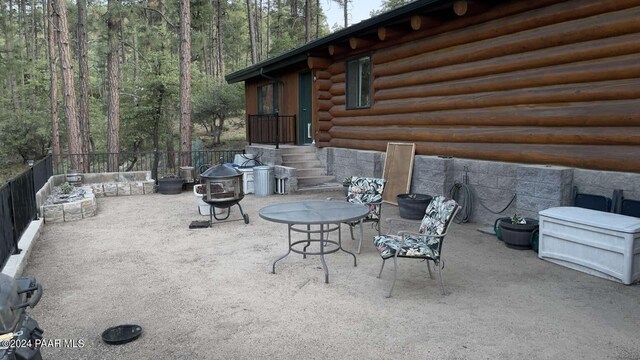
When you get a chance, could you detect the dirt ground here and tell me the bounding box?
[25,191,640,359]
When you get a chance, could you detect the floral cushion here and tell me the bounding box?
[347,177,386,221]
[418,196,458,235]
[373,234,440,260]
[373,196,457,260]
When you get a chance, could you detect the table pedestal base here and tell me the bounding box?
[272,223,357,283]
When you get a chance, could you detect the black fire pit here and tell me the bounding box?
[199,164,250,225]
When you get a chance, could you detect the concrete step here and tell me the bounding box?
[283,160,323,169]
[281,153,318,162]
[280,146,316,154]
[297,175,335,186]
[296,168,326,177]
[295,182,344,194]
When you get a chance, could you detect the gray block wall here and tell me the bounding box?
[319,147,640,225]
[411,156,454,198]
[452,159,520,225]
[321,147,383,183]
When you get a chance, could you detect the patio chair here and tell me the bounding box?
[345,176,386,253]
[621,198,640,218]
[572,186,611,212]
[373,196,459,297]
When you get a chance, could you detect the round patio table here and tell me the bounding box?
[259,200,369,283]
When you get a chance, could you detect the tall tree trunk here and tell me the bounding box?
[266,0,270,56]
[132,30,139,105]
[304,0,311,42]
[246,0,258,64]
[32,0,38,60]
[46,0,61,166]
[106,0,121,171]
[21,0,33,63]
[4,0,19,111]
[179,0,191,166]
[315,0,319,39]
[77,0,91,169]
[151,61,164,182]
[215,0,224,76]
[52,0,84,171]
[343,0,348,28]
[289,0,296,17]
[208,0,215,77]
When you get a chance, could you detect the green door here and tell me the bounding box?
[298,71,313,145]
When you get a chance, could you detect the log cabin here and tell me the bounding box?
[227,0,640,222]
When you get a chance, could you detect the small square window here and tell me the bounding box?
[346,56,371,109]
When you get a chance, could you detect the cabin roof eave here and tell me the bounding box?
[225,0,447,84]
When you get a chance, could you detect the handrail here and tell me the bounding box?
[247,113,297,148]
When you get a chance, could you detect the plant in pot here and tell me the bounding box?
[499,213,539,250]
[396,193,433,220]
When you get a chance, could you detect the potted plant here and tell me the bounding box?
[499,213,539,250]
[396,193,433,220]
[343,176,354,196]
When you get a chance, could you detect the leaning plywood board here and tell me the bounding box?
[382,143,416,205]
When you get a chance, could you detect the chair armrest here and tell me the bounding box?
[397,232,447,249]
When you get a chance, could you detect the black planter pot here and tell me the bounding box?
[493,217,512,241]
[157,177,184,194]
[499,218,539,250]
[397,194,433,220]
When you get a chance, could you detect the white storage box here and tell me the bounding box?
[237,168,254,194]
[539,207,640,285]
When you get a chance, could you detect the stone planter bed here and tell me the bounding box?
[42,186,97,223]
[36,171,156,223]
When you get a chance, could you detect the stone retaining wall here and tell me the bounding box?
[36,171,156,220]
[42,187,97,223]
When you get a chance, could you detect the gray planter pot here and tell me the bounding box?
[397,194,433,220]
[157,177,184,194]
[499,218,539,250]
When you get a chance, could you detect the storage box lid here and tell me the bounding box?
[539,207,640,233]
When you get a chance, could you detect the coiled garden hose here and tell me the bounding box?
[449,182,517,224]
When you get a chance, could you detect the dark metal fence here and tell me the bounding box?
[247,113,297,149]
[52,152,157,176]
[53,150,245,179]
[0,155,52,268]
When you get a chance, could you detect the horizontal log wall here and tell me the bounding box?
[317,0,640,172]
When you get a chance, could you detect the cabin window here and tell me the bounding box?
[258,83,277,114]
[346,56,371,109]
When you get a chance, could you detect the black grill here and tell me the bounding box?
[199,164,249,225]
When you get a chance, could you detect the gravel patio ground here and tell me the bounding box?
[25,191,640,359]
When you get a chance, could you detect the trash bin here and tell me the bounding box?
[254,166,274,196]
